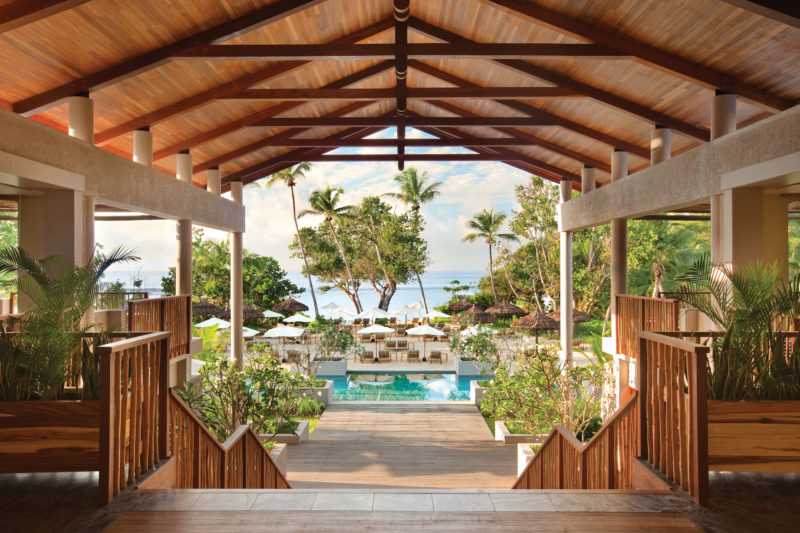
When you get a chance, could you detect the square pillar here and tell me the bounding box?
[610,149,628,344]
[559,179,574,368]
[230,181,244,368]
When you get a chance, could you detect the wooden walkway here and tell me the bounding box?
[287,402,518,489]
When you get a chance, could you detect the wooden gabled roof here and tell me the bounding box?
[0,0,798,191]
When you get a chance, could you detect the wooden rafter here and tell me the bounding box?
[0,0,90,33]
[152,61,392,160]
[281,154,522,162]
[720,1,800,29]
[13,0,325,115]
[250,116,552,127]
[222,87,581,100]
[486,0,793,111]
[94,18,395,145]
[174,42,627,60]
[407,17,710,142]
[395,0,409,170]
[203,137,533,148]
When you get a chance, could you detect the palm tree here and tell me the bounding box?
[298,186,363,312]
[262,163,319,317]
[385,168,442,312]
[463,209,518,304]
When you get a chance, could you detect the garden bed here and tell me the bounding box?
[470,380,489,405]
[0,400,100,473]
[299,380,333,405]
[494,421,545,445]
[259,419,309,445]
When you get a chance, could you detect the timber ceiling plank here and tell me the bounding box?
[0,0,90,33]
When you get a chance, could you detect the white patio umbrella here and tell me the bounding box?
[355,306,390,323]
[405,324,445,361]
[263,325,306,361]
[262,309,283,319]
[242,326,261,338]
[284,312,313,324]
[321,303,354,320]
[357,324,396,361]
[195,317,230,329]
[426,309,450,319]
[390,305,424,325]
[408,300,426,309]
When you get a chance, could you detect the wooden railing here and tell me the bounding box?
[637,331,709,505]
[168,390,291,489]
[512,393,638,490]
[98,331,171,504]
[128,295,191,358]
[616,294,679,358]
[96,291,148,310]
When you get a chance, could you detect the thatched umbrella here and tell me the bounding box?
[221,305,264,320]
[486,301,527,326]
[512,311,559,344]
[192,300,222,316]
[273,297,309,314]
[448,298,474,314]
[548,309,592,324]
[460,304,493,324]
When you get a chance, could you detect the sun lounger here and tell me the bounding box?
[378,350,391,363]
[407,349,420,363]
[429,350,445,364]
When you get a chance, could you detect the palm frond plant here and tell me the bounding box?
[675,255,800,400]
[462,209,518,305]
[0,246,139,400]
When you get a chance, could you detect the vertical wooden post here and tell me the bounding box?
[98,348,114,505]
[615,295,620,354]
[636,334,648,458]
[690,346,709,505]
[158,337,169,459]
[579,447,587,489]
[557,435,564,489]
[241,436,248,488]
[607,430,616,489]
[192,424,201,489]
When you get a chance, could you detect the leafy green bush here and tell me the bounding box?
[450,325,499,368]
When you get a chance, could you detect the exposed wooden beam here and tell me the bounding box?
[222,87,580,100]
[94,18,394,145]
[410,60,650,158]
[13,0,325,115]
[174,42,628,60]
[152,61,392,160]
[394,0,409,170]
[96,215,161,222]
[281,154,520,162]
[251,116,551,127]
[719,0,800,29]
[208,137,533,148]
[0,0,90,33]
[407,17,710,142]
[487,0,793,111]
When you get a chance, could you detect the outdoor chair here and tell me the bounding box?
[378,350,391,363]
[286,349,301,363]
[386,340,397,351]
[407,349,420,363]
[429,350,444,364]
[397,339,408,350]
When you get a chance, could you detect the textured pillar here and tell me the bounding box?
[176,150,192,183]
[206,167,221,195]
[132,127,153,167]
[581,165,595,193]
[711,91,737,265]
[230,181,244,368]
[650,126,671,165]
[175,219,192,297]
[610,149,628,344]
[559,179,574,368]
[68,94,93,143]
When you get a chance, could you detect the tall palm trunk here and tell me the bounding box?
[488,242,498,304]
[327,220,362,313]
[415,272,429,313]
[290,186,319,317]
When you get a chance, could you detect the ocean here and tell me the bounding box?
[101,270,486,312]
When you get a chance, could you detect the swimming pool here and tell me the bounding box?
[320,372,473,401]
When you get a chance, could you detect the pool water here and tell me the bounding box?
[321,372,473,401]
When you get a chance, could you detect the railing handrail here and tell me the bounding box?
[616,294,680,358]
[168,389,227,454]
[127,295,191,358]
[97,331,171,353]
[637,330,709,352]
[582,392,638,449]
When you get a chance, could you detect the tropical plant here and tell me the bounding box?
[450,325,500,367]
[385,167,441,312]
[0,246,139,401]
[299,186,362,312]
[463,209,518,304]
[674,256,800,400]
[261,163,320,317]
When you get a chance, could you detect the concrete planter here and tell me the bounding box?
[517,443,536,477]
[300,380,333,405]
[314,358,347,376]
[495,421,535,444]
[269,443,288,476]
[456,357,492,377]
[260,420,309,445]
[470,380,489,405]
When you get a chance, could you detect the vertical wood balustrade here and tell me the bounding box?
[95,291,149,310]
[616,295,679,358]
[127,295,191,358]
[98,331,171,504]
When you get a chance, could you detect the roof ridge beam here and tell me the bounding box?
[13,0,325,115]
[221,87,582,99]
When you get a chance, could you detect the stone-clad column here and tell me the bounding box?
[175,150,193,298]
[559,179,574,368]
[230,181,244,369]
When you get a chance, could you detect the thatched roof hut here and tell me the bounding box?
[485,301,526,318]
[512,311,559,344]
[459,304,494,324]
[448,298,475,313]
[548,309,592,324]
[273,297,309,313]
[221,305,264,320]
[192,300,223,316]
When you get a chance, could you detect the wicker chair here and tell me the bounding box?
[378,350,391,363]
[429,350,444,364]
[407,349,420,363]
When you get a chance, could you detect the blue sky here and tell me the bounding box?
[96,127,534,275]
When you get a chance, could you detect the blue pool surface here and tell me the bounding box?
[319,372,473,401]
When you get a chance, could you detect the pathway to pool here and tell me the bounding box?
[287,402,517,489]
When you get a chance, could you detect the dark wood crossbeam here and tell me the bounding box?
[251,116,551,127]
[222,87,580,100]
[0,0,90,33]
[211,137,531,147]
[282,154,521,162]
[13,0,325,115]
[95,18,394,145]
[487,0,792,111]
[407,17,710,142]
[395,0,409,170]
[153,61,392,160]
[720,0,800,28]
[174,43,627,60]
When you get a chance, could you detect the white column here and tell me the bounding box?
[176,150,193,184]
[230,181,244,369]
[650,126,671,165]
[206,167,221,195]
[175,150,193,298]
[581,165,595,193]
[559,179,574,368]
[610,149,628,345]
[711,91,737,265]
[132,127,153,167]
[68,94,95,268]
[68,93,93,144]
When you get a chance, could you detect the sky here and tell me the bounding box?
[96,128,533,276]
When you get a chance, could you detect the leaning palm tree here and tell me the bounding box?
[262,163,319,317]
[298,186,363,312]
[462,209,518,304]
[385,168,442,312]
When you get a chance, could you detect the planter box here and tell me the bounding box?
[269,443,288,476]
[313,358,347,376]
[0,400,100,473]
[456,358,492,377]
[470,380,488,405]
[300,380,333,405]
[708,400,800,473]
[495,421,535,444]
[260,420,309,445]
[517,443,536,477]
